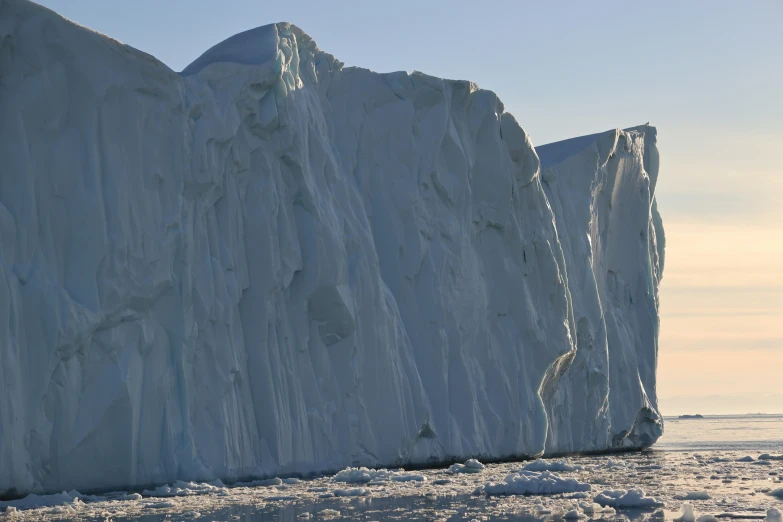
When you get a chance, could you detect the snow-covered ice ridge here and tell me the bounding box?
[0,0,665,495]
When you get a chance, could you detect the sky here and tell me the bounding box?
[35,0,783,415]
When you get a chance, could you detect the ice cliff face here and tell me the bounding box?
[537,128,665,454]
[0,0,664,495]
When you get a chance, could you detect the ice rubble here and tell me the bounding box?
[593,489,664,508]
[0,0,665,495]
[676,503,716,522]
[332,467,426,483]
[522,459,579,472]
[767,508,783,522]
[480,471,591,496]
[760,454,783,461]
[0,451,780,519]
[675,492,712,501]
[141,480,228,497]
[447,459,486,474]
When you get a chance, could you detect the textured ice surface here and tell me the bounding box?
[332,468,426,484]
[677,503,697,522]
[481,471,591,496]
[523,459,579,472]
[594,489,664,508]
[674,492,711,501]
[0,450,781,520]
[0,451,783,522]
[0,0,664,495]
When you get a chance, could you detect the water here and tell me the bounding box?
[4,415,782,521]
[656,415,783,452]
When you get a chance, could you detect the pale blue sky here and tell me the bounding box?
[36,0,783,413]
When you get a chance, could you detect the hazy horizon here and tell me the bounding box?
[660,393,783,416]
[32,0,783,416]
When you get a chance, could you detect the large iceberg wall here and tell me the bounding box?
[0,0,664,495]
[536,128,665,454]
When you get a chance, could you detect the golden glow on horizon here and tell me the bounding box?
[657,219,783,413]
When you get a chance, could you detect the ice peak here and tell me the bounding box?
[180,22,323,77]
[181,24,281,76]
[536,124,655,169]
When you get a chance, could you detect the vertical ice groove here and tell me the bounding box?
[0,1,664,495]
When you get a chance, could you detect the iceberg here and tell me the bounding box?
[0,0,664,495]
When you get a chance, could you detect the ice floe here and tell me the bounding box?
[481,471,591,496]
[593,489,664,508]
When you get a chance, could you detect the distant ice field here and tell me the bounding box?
[2,415,781,521]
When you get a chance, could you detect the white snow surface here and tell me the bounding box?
[0,0,665,495]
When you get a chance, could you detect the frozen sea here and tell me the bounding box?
[2,415,781,521]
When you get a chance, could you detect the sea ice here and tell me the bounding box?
[391,473,427,482]
[481,471,591,496]
[333,468,385,484]
[523,459,578,472]
[145,501,177,509]
[766,508,783,522]
[675,492,711,501]
[333,488,371,497]
[759,454,783,461]
[448,460,485,475]
[579,501,615,515]
[593,489,664,508]
[464,459,486,472]
[0,491,83,511]
[0,448,778,520]
[235,478,284,487]
[142,480,226,497]
[676,503,697,522]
